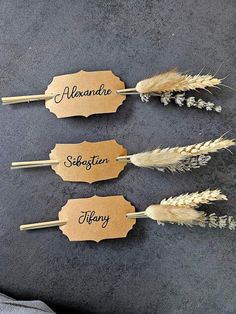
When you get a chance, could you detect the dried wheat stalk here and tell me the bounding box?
[127,189,236,230]
[121,136,234,172]
[136,69,221,94]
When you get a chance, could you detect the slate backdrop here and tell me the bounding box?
[0,1,236,313]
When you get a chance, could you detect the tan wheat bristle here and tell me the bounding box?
[129,148,185,171]
[136,69,221,94]
[145,204,206,225]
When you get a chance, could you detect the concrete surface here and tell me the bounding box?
[0,1,235,313]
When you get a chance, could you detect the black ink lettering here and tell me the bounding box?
[54,84,113,104]
[64,155,73,168]
[78,210,110,228]
[64,155,109,170]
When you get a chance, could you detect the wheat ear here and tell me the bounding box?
[176,137,235,156]
[136,69,221,94]
[160,189,227,207]
[127,136,234,172]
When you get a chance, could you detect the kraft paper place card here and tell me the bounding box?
[20,196,136,242]
[2,70,126,118]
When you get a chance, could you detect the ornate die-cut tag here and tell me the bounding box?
[58,195,136,242]
[45,70,126,118]
[49,140,127,183]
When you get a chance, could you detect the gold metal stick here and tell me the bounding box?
[11,160,59,170]
[2,94,54,105]
[116,155,131,162]
[116,88,137,94]
[20,220,67,231]
[126,212,147,219]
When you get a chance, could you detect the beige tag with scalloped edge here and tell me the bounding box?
[45,70,126,118]
[49,140,127,183]
[58,195,136,242]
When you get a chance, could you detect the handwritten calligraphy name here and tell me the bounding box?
[78,210,110,228]
[64,155,109,170]
[54,84,112,104]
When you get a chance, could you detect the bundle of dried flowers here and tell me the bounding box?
[117,136,234,172]
[127,189,236,230]
[117,69,224,112]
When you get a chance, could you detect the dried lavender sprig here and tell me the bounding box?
[156,155,211,172]
[140,92,222,112]
[177,155,211,172]
[163,92,221,112]
[157,214,236,230]
[173,93,222,112]
[206,214,236,230]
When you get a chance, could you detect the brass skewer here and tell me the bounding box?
[2,94,54,105]
[11,160,59,170]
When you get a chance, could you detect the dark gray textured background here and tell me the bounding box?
[0,1,236,313]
